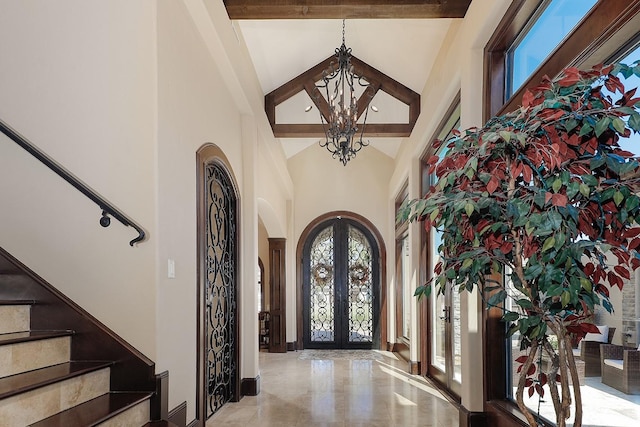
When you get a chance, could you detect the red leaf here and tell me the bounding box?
[535,384,545,398]
[522,89,535,107]
[583,262,595,276]
[428,155,440,166]
[551,193,568,207]
[525,378,533,387]
[624,227,640,238]
[539,373,548,386]
[487,175,500,194]
[515,355,529,364]
[528,386,535,398]
[523,165,533,183]
[501,241,514,254]
[580,323,601,334]
[527,364,536,376]
[614,265,631,280]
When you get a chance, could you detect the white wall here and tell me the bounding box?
[0,0,157,356]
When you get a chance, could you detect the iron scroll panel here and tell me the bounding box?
[205,163,237,418]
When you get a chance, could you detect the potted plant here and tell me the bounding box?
[398,62,640,427]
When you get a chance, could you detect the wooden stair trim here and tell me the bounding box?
[0,330,73,346]
[0,299,36,305]
[29,392,152,427]
[0,246,156,393]
[0,361,112,400]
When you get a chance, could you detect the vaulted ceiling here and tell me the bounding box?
[223,0,472,158]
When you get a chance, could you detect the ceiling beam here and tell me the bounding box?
[273,123,412,138]
[224,0,472,19]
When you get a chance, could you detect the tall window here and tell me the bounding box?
[507,0,597,97]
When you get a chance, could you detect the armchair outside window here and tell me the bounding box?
[580,326,615,377]
[600,343,640,394]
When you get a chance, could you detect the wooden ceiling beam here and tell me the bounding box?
[224,0,472,19]
[273,123,412,138]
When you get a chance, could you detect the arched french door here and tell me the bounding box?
[302,217,380,349]
[197,145,240,423]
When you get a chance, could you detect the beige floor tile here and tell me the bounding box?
[206,351,459,427]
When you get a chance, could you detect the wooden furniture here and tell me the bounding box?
[580,327,616,377]
[600,344,640,394]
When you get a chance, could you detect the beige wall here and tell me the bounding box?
[0,0,158,357]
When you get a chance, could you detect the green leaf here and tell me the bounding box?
[503,312,519,322]
[542,236,556,253]
[595,117,611,137]
[487,290,507,307]
[582,175,598,187]
[580,278,592,293]
[534,191,547,208]
[580,184,591,197]
[561,291,571,307]
[430,208,439,222]
[630,113,640,132]
[500,130,512,142]
[626,195,640,211]
[614,190,624,206]
[552,177,562,193]
[462,258,473,270]
[613,117,626,134]
[566,182,580,199]
[579,123,593,137]
[465,202,475,217]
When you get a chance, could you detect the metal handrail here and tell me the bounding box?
[0,118,146,246]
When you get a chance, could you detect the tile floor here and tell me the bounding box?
[207,350,460,427]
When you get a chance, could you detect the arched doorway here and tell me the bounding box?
[301,216,381,349]
[196,144,240,423]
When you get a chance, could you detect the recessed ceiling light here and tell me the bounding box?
[371,105,379,112]
[304,105,313,112]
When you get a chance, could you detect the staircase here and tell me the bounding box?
[0,247,175,426]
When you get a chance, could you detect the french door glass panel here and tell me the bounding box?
[305,220,377,348]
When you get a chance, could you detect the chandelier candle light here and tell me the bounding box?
[317,20,372,165]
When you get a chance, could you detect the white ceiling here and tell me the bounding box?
[234,18,457,159]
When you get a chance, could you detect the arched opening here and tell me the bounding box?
[297,211,387,350]
[196,143,240,423]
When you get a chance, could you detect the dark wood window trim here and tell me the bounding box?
[394,183,410,362]
[483,1,640,425]
[484,0,640,120]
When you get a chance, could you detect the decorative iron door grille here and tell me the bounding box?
[303,218,379,349]
[205,162,238,418]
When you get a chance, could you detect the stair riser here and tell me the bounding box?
[98,399,150,427]
[0,336,70,378]
[0,305,30,334]
[0,367,110,426]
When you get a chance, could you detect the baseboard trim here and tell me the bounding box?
[241,375,261,396]
[168,401,187,427]
[186,419,198,427]
[459,405,487,427]
[286,341,296,351]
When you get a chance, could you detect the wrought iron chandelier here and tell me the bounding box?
[317,20,371,166]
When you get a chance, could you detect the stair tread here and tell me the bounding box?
[30,392,152,427]
[0,361,112,400]
[0,330,73,346]
[0,299,36,305]
[143,421,179,427]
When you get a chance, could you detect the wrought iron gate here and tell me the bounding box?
[204,162,238,418]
